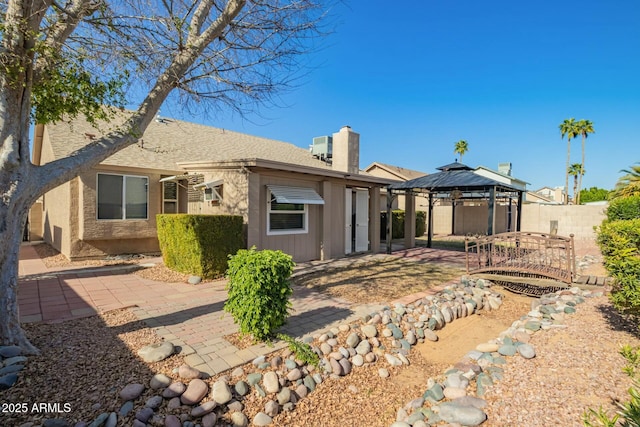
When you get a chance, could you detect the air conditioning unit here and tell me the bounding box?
[311,136,332,160]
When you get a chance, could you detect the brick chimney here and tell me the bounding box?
[332,126,360,174]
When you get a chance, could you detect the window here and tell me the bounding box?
[204,185,223,204]
[97,173,148,220]
[268,199,307,234]
[266,186,324,235]
[163,181,178,213]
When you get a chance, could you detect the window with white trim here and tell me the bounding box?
[267,192,308,235]
[163,181,178,213]
[97,173,148,220]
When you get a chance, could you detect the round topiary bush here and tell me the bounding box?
[224,247,295,341]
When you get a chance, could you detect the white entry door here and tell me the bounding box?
[345,189,353,254]
[355,189,369,252]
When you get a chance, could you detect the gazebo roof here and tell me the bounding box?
[389,162,522,194]
[436,161,474,171]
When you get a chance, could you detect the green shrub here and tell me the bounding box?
[607,195,640,221]
[380,210,427,239]
[597,219,640,315]
[224,247,295,341]
[277,333,320,368]
[156,214,244,279]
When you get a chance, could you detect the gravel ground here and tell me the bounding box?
[4,292,637,426]
[482,295,640,427]
[6,240,636,427]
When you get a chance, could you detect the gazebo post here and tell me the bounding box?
[386,188,394,254]
[507,197,512,232]
[487,186,496,235]
[427,192,433,248]
[516,190,523,231]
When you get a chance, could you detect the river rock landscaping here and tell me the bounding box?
[1,276,618,427]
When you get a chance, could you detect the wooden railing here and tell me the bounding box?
[465,231,575,284]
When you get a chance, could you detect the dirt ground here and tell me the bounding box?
[417,290,533,365]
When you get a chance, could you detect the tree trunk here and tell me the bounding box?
[565,139,571,205]
[0,201,39,354]
[0,77,40,353]
[577,136,585,205]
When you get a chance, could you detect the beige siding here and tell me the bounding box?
[327,182,346,258]
[70,168,163,259]
[28,201,44,241]
[42,180,72,257]
[38,126,57,165]
[187,170,249,218]
[367,165,402,180]
[258,174,323,262]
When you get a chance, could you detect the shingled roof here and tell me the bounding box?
[364,162,428,181]
[43,114,336,172]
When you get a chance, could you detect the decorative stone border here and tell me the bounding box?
[13,278,600,427]
[390,285,602,427]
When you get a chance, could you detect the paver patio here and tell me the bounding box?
[16,238,601,377]
[17,244,386,375]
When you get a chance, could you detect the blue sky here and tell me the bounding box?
[160,0,640,192]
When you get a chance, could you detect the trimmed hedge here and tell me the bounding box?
[380,210,427,239]
[607,194,640,221]
[156,214,244,279]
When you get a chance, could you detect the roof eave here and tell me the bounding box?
[177,158,400,186]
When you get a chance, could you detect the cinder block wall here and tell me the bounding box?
[519,204,607,240]
[431,203,607,240]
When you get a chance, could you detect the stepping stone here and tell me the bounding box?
[137,342,174,363]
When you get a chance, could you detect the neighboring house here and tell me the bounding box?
[31,115,397,262]
[363,162,428,211]
[473,163,528,192]
[526,186,566,204]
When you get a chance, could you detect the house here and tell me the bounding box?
[473,163,528,191]
[31,115,397,262]
[363,162,428,211]
[526,186,566,204]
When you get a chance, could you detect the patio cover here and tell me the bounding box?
[386,162,524,251]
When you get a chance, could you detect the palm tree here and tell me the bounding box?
[568,163,584,204]
[454,140,469,163]
[575,119,595,204]
[613,163,640,199]
[559,118,578,205]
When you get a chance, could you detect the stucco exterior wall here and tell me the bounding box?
[42,180,72,256]
[185,167,385,263]
[28,200,44,241]
[187,169,249,218]
[69,167,164,259]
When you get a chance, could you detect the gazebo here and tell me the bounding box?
[386,162,525,252]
